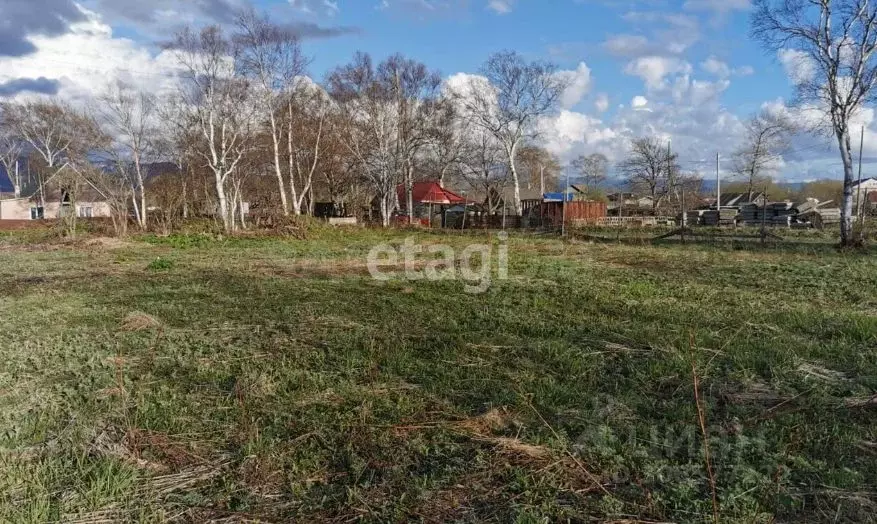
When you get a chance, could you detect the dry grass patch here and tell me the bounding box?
[119,311,162,332]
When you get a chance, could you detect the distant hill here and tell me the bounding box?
[599,177,808,193]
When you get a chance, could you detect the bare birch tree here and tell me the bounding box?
[458,127,508,214]
[78,162,131,236]
[518,144,561,194]
[95,82,158,229]
[0,126,24,198]
[286,81,330,215]
[619,137,680,214]
[155,95,197,219]
[732,110,793,201]
[570,153,608,195]
[170,25,257,232]
[428,98,467,188]
[378,54,442,222]
[0,100,102,208]
[753,0,877,245]
[319,111,364,217]
[235,9,309,216]
[328,53,398,226]
[328,53,438,226]
[453,51,566,215]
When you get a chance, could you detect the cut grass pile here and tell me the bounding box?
[0,228,875,522]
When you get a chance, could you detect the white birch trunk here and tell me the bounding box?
[507,141,523,215]
[270,113,290,216]
[838,128,856,245]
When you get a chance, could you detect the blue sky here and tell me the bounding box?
[0,0,870,183]
[279,1,785,110]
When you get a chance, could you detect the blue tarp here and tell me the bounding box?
[0,165,12,192]
[542,192,575,202]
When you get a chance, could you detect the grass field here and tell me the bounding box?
[1,226,875,523]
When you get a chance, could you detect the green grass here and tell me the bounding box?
[0,228,875,522]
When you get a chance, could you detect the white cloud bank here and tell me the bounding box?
[0,8,186,104]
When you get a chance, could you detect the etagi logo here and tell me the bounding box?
[366,233,509,294]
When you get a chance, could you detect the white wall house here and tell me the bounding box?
[852,178,877,212]
[0,182,113,221]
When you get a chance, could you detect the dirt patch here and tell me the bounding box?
[83,236,138,250]
[125,429,209,472]
[238,455,285,496]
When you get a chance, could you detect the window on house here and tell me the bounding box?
[30,207,44,220]
[79,206,93,218]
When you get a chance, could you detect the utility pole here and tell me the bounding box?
[540,164,545,196]
[670,140,684,228]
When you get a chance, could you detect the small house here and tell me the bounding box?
[0,180,112,221]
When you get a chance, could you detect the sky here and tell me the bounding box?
[0,0,874,185]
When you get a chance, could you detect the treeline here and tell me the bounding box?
[0,10,573,234]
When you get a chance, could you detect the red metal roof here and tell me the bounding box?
[397,182,467,206]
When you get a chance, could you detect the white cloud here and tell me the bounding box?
[290,0,341,16]
[444,72,492,101]
[701,57,730,77]
[624,56,692,89]
[631,95,649,109]
[555,62,592,109]
[0,9,185,104]
[779,49,817,84]
[683,0,752,15]
[536,110,619,160]
[374,0,469,16]
[604,12,700,60]
[675,76,731,106]
[702,57,755,78]
[594,93,610,113]
[487,0,513,14]
[603,34,650,57]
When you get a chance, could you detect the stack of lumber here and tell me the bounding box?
[738,204,760,224]
[738,202,796,227]
[717,208,738,226]
[771,215,794,227]
[795,199,841,229]
[798,207,842,229]
[701,209,737,226]
[684,198,841,229]
[680,210,706,225]
[701,210,720,226]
